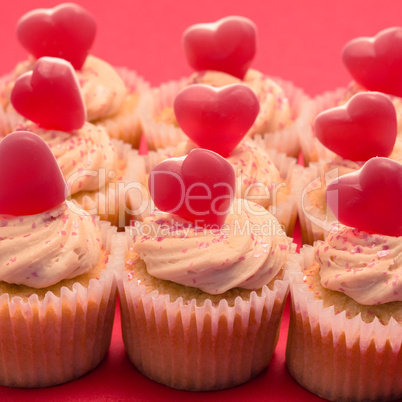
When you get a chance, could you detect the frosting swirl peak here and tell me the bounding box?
[318,225,402,305]
[133,199,290,294]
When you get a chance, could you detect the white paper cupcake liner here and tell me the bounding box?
[72,139,148,228]
[96,68,151,149]
[298,87,352,166]
[138,76,311,158]
[286,245,402,401]
[0,221,119,388]
[115,233,298,391]
[294,159,341,244]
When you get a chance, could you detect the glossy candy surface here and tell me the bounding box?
[11,57,86,131]
[342,27,402,97]
[183,16,257,79]
[174,84,259,157]
[0,131,67,216]
[149,148,235,227]
[315,92,397,161]
[326,157,402,237]
[17,3,96,70]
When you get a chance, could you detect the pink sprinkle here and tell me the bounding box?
[32,272,38,277]
[182,249,188,254]
[198,242,210,249]
[377,250,390,258]
[61,230,67,236]
[238,256,246,262]
[279,244,288,251]
[23,234,31,238]
[0,220,8,227]
[72,232,78,236]
[10,257,16,263]
[60,244,64,248]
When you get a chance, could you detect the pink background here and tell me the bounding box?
[1,0,402,400]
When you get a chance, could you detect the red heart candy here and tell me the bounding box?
[315,92,397,161]
[17,3,96,70]
[11,57,86,131]
[326,157,402,237]
[149,148,235,227]
[173,84,260,157]
[0,131,67,216]
[342,27,402,97]
[183,16,257,79]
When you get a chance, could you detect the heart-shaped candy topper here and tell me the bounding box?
[0,131,67,216]
[174,84,260,157]
[11,57,86,131]
[17,3,96,70]
[342,27,402,97]
[315,92,397,161]
[149,148,235,227]
[183,16,257,79]
[326,157,402,237]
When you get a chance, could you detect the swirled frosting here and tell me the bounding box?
[317,224,402,305]
[7,55,127,122]
[16,122,116,195]
[188,69,292,135]
[77,55,127,121]
[0,201,102,288]
[174,139,283,208]
[133,199,290,294]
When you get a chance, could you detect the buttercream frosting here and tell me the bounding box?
[0,201,102,288]
[133,199,290,294]
[16,121,116,195]
[317,224,402,305]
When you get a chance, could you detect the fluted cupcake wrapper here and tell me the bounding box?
[298,87,350,166]
[115,234,297,391]
[0,221,119,388]
[96,67,151,149]
[138,76,311,158]
[286,246,402,402]
[71,139,148,228]
[294,159,339,244]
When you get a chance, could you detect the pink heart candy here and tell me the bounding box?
[0,131,67,216]
[11,57,86,131]
[342,27,402,97]
[174,84,260,157]
[149,148,235,228]
[326,157,402,237]
[315,92,397,161]
[17,3,96,70]
[183,16,257,79]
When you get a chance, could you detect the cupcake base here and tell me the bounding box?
[116,236,298,391]
[286,246,402,401]
[0,222,118,388]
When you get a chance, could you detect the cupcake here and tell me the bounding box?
[0,130,118,387]
[139,15,310,157]
[116,148,298,390]
[10,56,147,227]
[301,27,402,165]
[296,91,399,244]
[142,83,300,235]
[1,3,149,147]
[286,157,402,401]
